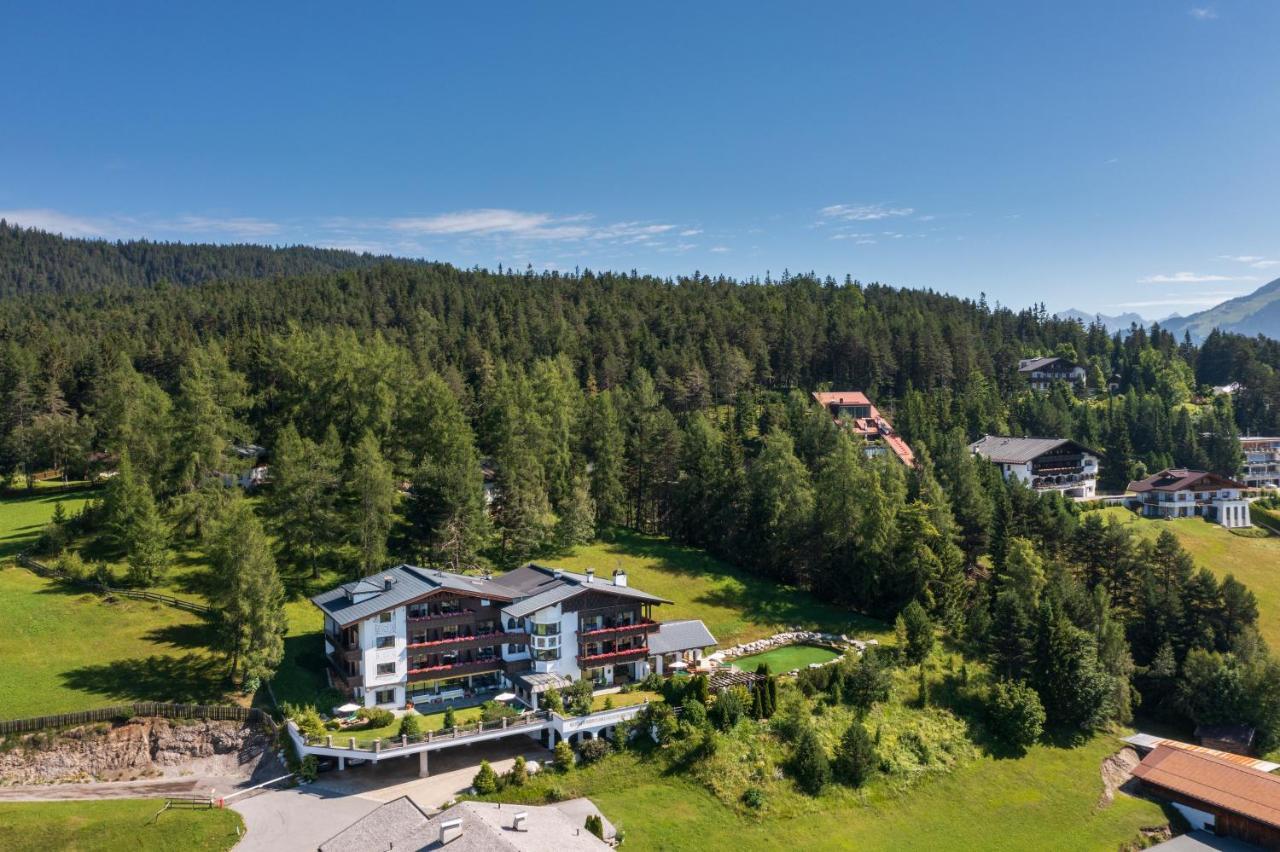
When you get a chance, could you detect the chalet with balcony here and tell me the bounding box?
[811,391,915,466]
[1018,356,1087,391]
[1125,469,1251,528]
[970,435,1100,499]
[312,562,715,710]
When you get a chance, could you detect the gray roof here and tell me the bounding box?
[499,564,670,619]
[1018,356,1076,372]
[648,619,718,655]
[319,798,611,852]
[969,435,1097,464]
[312,562,670,626]
[1147,831,1262,852]
[311,564,524,627]
[513,671,572,691]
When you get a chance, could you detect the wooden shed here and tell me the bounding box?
[1132,745,1280,848]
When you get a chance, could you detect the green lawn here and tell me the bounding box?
[0,488,95,561]
[1098,507,1280,648]
[0,799,243,852]
[542,530,890,646]
[480,733,1165,851]
[733,644,842,673]
[0,567,230,719]
[591,689,661,711]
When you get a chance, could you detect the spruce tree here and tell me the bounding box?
[347,431,396,578]
[207,498,286,686]
[833,721,877,787]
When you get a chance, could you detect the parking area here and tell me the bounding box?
[231,735,554,851]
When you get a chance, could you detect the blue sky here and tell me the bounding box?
[3,2,1278,317]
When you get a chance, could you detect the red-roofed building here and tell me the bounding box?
[812,391,915,466]
[1125,469,1251,528]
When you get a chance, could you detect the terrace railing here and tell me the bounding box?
[301,709,554,752]
[0,702,276,734]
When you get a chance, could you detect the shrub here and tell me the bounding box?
[508,755,528,786]
[54,551,87,582]
[565,679,594,716]
[541,688,564,714]
[689,674,710,704]
[298,754,318,782]
[742,786,766,810]
[577,737,611,765]
[640,672,664,691]
[473,760,498,794]
[356,706,394,728]
[833,721,877,787]
[710,687,747,731]
[480,700,518,723]
[790,725,830,795]
[585,813,604,840]
[553,739,575,772]
[680,697,708,729]
[441,706,457,730]
[987,679,1046,750]
[287,704,327,740]
[398,712,423,739]
[602,696,614,711]
[844,648,893,711]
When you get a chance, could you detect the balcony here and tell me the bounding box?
[406,630,527,652]
[406,608,477,625]
[578,646,649,666]
[406,657,505,679]
[578,619,658,639]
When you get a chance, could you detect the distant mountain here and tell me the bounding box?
[1162,277,1280,342]
[0,221,406,298]
[1055,308,1148,333]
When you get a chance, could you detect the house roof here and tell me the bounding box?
[1132,745,1280,830]
[969,435,1099,464]
[1146,830,1263,852]
[312,563,670,626]
[1018,356,1077,373]
[812,391,873,408]
[648,619,718,655]
[311,564,525,627]
[318,797,611,852]
[1127,468,1247,494]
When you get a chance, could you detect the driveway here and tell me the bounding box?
[232,736,554,851]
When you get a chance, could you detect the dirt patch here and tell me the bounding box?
[1099,746,1141,808]
[0,717,269,785]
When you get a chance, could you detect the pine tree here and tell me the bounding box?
[124,487,170,587]
[833,720,877,787]
[207,498,287,686]
[472,760,498,794]
[347,432,396,578]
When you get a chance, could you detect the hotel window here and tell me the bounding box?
[375,689,396,704]
[379,611,394,624]
[507,643,526,653]
[376,636,395,649]
[376,662,397,676]
[408,604,427,619]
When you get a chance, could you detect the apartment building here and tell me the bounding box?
[312,563,714,709]
[1125,468,1252,528]
[969,435,1100,499]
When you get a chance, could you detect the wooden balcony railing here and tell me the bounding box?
[578,646,649,666]
[578,619,657,639]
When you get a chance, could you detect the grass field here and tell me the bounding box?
[0,567,231,718]
[0,799,243,852]
[1098,507,1280,648]
[0,488,95,561]
[542,530,890,646]
[732,644,842,673]
[481,733,1165,851]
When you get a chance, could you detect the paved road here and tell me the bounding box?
[231,737,555,851]
[0,775,246,801]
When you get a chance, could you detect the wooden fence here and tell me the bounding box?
[16,553,212,616]
[0,702,277,735]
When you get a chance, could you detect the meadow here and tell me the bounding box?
[0,799,243,852]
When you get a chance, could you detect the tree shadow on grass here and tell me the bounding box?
[143,620,222,652]
[60,653,230,705]
[693,586,886,636]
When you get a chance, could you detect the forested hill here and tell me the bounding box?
[0,221,401,297]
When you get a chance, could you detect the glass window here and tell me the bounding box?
[377,662,397,676]
[375,689,396,704]
[379,611,393,624]
[376,636,395,649]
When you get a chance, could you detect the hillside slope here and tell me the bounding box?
[1163,277,1280,341]
[0,221,407,298]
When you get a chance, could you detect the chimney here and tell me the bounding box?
[512,812,528,831]
[439,817,463,845]
[383,575,394,591]
[613,569,627,588]
[585,568,595,584]
[553,569,563,580]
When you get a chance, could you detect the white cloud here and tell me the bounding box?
[389,209,589,239]
[709,246,730,253]
[1218,254,1280,269]
[1138,271,1257,284]
[820,203,915,222]
[679,228,703,237]
[1189,7,1217,19]
[1112,291,1248,308]
[159,215,281,238]
[0,208,112,238]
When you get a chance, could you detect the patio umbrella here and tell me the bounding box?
[667,660,689,670]
[494,692,517,702]
[334,702,361,714]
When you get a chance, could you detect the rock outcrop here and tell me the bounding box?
[0,717,269,785]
